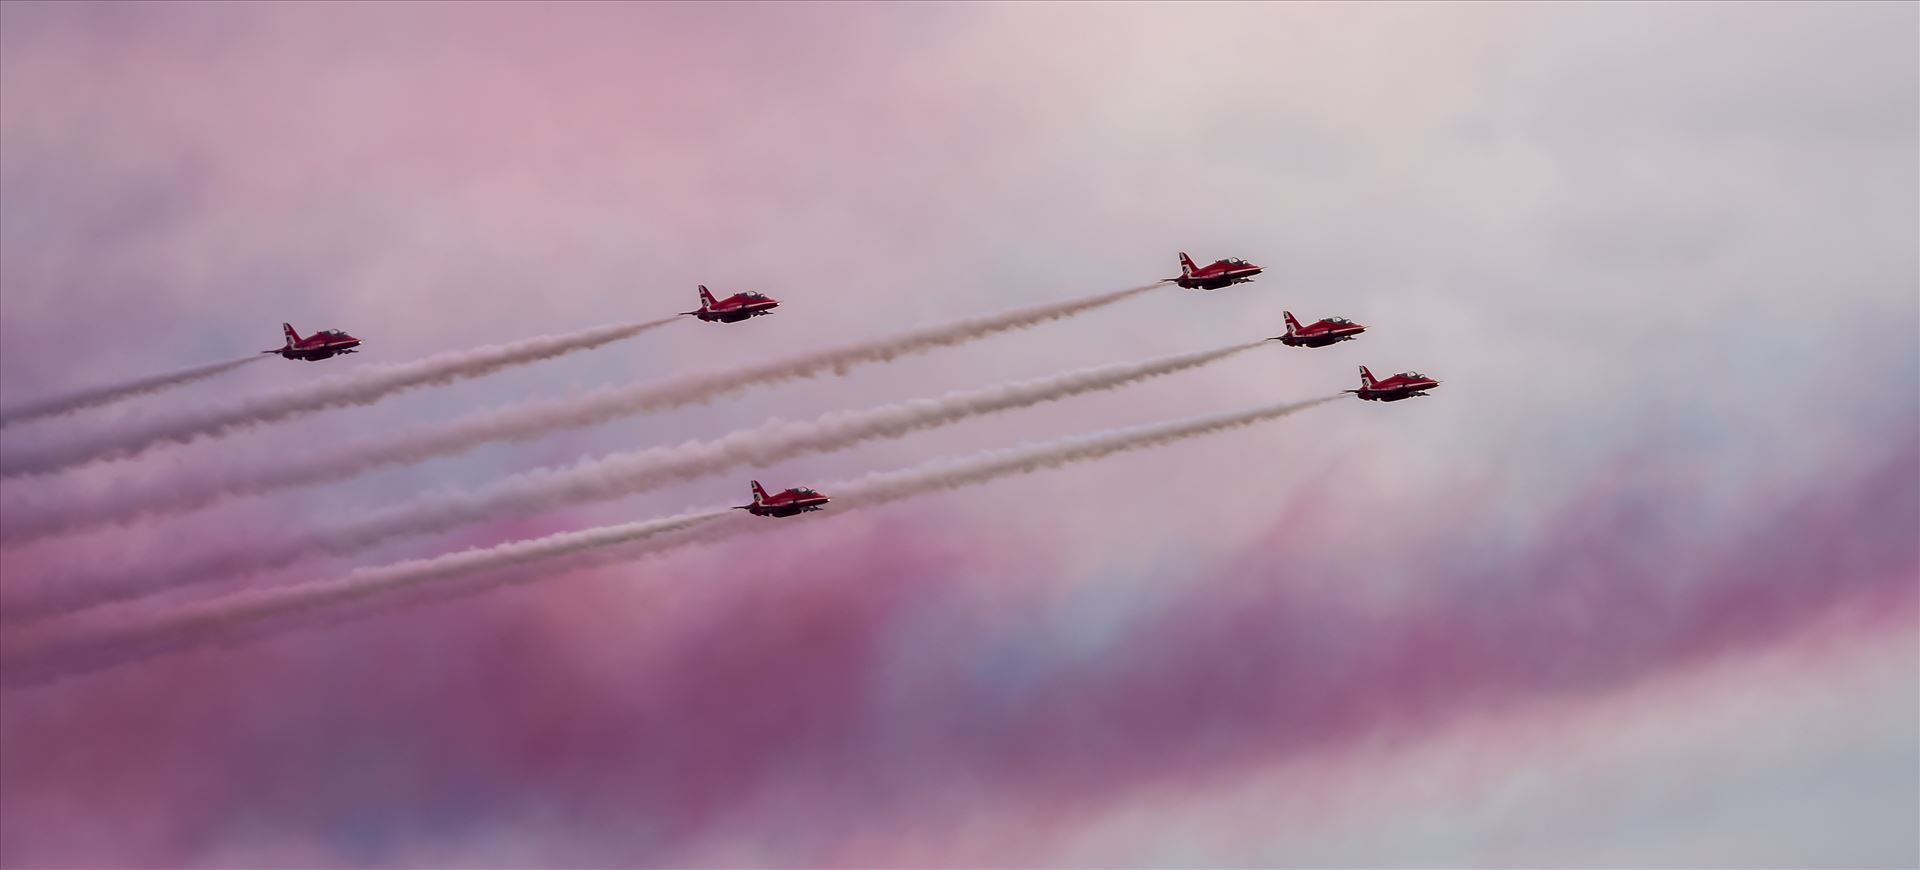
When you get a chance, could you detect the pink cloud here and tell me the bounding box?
[2,437,1910,866]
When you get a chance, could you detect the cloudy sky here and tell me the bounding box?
[0,2,1914,867]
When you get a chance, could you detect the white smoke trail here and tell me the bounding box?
[0,283,1163,532]
[0,393,1337,689]
[831,395,1341,505]
[4,335,1250,550]
[0,356,267,429]
[0,317,681,478]
[0,508,735,688]
[318,339,1267,551]
[0,341,1260,620]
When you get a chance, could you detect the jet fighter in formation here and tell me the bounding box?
[1174,252,1263,290]
[684,285,780,323]
[733,479,831,518]
[1347,365,1441,402]
[264,323,362,361]
[1270,311,1366,348]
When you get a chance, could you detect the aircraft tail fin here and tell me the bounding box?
[281,323,300,346]
[1282,311,1302,335]
[749,479,769,505]
[697,285,717,309]
[1358,365,1376,389]
[1178,252,1196,278]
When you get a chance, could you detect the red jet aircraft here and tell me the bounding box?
[1174,252,1263,290]
[264,323,361,361]
[1348,365,1441,402]
[733,479,831,518]
[683,285,779,323]
[1269,311,1367,348]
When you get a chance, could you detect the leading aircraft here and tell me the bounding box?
[1269,311,1366,347]
[683,285,779,323]
[1173,252,1263,290]
[264,323,361,361]
[732,479,831,518]
[1348,365,1441,402]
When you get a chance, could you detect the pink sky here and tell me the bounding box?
[1,2,1915,866]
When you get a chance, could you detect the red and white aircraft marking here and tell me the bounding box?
[1269,311,1366,348]
[732,479,831,518]
[1173,252,1263,290]
[264,323,362,361]
[1348,365,1441,402]
[683,285,779,323]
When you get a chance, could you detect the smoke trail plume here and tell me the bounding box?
[1,341,1258,619]
[0,283,1162,527]
[0,317,681,478]
[0,393,1337,688]
[833,394,1341,505]
[0,508,735,688]
[0,356,267,429]
[5,336,1251,550]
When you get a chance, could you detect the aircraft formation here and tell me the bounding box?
[248,251,1441,516]
[0,251,1447,684]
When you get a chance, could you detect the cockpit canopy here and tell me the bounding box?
[1405,372,1428,380]
[1222,258,1247,265]
[1325,317,1350,325]
[792,487,817,496]
[320,329,345,337]
[741,291,766,300]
